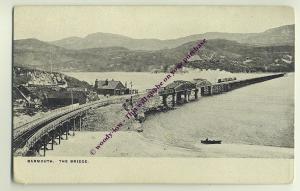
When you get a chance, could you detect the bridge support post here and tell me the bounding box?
[53,132,58,145]
[58,130,61,144]
[171,93,175,107]
[37,148,41,156]
[184,91,187,103]
[176,92,181,104]
[195,89,199,100]
[162,95,167,107]
[200,87,204,96]
[79,117,82,131]
[65,126,68,140]
[50,135,54,150]
[73,119,76,136]
[36,143,42,156]
[225,84,230,92]
[208,86,212,95]
[43,138,47,157]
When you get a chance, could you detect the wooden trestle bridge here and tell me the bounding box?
[13,97,128,156]
[13,73,285,157]
[158,73,285,107]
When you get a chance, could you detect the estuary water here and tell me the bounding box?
[65,71,294,149]
[65,70,268,92]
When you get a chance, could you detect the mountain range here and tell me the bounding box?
[50,24,295,50]
[14,24,295,73]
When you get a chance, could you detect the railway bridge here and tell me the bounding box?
[158,73,285,107]
[13,96,133,156]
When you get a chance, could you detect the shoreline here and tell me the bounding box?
[45,131,293,158]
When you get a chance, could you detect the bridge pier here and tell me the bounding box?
[65,124,69,140]
[184,91,188,103]
[194,89,199,99]
[162,95,168,107]
[161,93,181,108]
[200,87,205,96]
[35,142,43,157]
[172,93,175,107]
[176,92,182,104]
[72,118,76,136]
[208,86,212,95]
[52,132,59,145]
[56,129,62,144]
[48,134,54,150]
[14,104,95,157]
[59,130,61,143]
[42,137,47,156]
[79,116,82,131]
[223,84,229,92]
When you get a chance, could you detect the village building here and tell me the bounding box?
[94,79,130,96]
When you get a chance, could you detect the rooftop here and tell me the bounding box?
[95,79,126,89]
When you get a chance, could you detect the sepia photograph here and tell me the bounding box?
[11,5,295,184]
[13,6,294,158]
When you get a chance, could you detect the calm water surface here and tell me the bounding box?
[66,71,294,148]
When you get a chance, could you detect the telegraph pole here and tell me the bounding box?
[71,89,73,105]
[50,47,53,73]
[130,81,133,107]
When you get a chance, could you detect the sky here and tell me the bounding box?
[14,6,295,41]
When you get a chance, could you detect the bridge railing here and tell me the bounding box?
[210,73,285,94]
[13,104,80,139]
[15,103,80,128]
[13,95,135,139]
[15,95,140,155]
[17,106,91,155]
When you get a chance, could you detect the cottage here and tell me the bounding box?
[94,79,129,96]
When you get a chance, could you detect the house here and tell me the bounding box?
[94,79,129,96]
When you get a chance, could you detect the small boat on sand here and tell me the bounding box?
[137,128,143,133]
[201,138,222,144]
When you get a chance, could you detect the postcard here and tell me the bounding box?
[12,5,294,184]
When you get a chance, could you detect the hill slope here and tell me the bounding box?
[50,24,294,50]
[14,38,294,73]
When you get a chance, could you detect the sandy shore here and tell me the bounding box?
[46,131,293,158]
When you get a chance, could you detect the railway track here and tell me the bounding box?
[12,108,82,152]
[12,95,138,155]
[13,104,79,139]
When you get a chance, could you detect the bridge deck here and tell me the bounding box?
[13,95,136,155]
